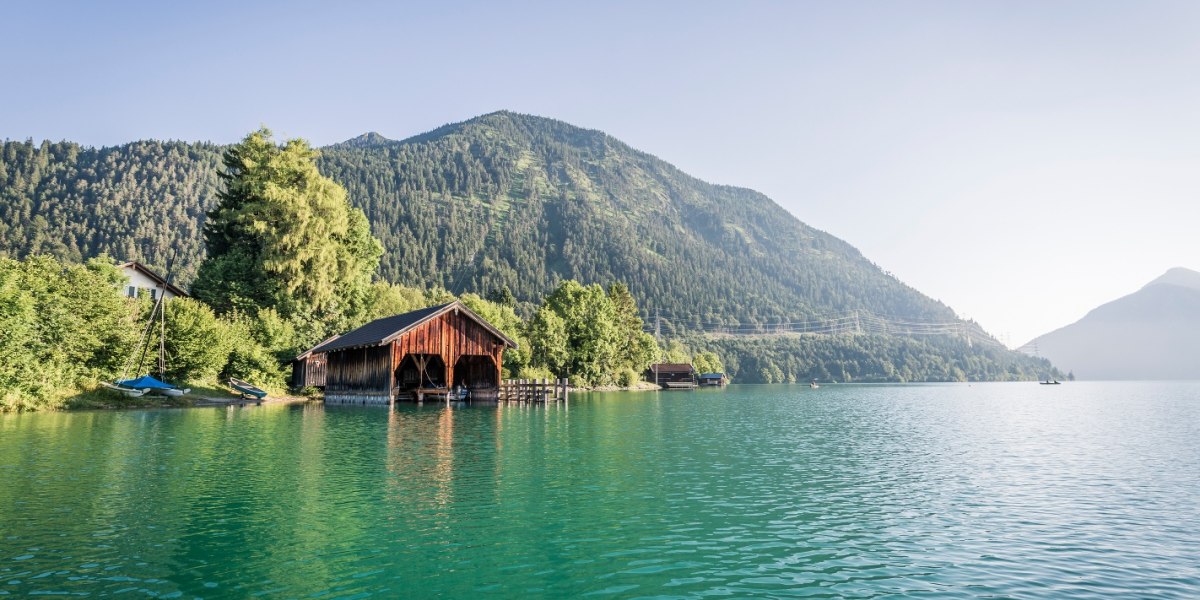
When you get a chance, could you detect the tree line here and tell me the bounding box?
[0,130,671,411]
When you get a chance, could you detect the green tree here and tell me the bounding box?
[542,281,621,385]
[662,339,691,365]
[527,306,568,376]
[163,298,230,382]
[693,350,724,375]
[608,283,659,373]
[0,255,139,410]
[192,128,382,342]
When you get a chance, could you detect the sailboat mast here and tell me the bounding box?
[159,289,166,378]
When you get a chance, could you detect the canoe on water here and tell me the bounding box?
[229,378,268,399]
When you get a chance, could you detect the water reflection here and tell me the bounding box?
[1,385,1198,598]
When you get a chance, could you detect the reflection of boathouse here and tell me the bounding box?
[313,301,517,405]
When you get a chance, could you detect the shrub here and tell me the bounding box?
[616,368,640,388]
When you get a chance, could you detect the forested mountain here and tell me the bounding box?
[0,140,220,283]
[0,111,1055,381]
[1024,268,1200,380]
[0,112,950,326]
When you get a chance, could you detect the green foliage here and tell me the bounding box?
[526,306,568,377]
[516,365,555,380]
[692,351,724,375]
[526,280,655,386]
[662,340,691,365]
[698,334,1058,383]
[360,282,430,325]
[616,368,640,388]
[221,313,288,392]
[541,281,619,385]
[192,128,382,344]
[163,298,230,383]
[0,255,137,410]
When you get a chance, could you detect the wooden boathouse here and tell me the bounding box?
[291,335,339,389]
[648,363,697,389]
[313,301,517,405]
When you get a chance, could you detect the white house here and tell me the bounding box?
[117,261,188,300]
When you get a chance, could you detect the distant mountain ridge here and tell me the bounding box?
[332,131,394,149]
[0,110,1055,381]
[1024,267,1200,380]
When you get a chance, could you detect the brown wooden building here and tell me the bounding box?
[312,301,517,405]
[291,335,339,389]
[648,363,697,389]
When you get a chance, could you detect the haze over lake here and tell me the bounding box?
[3,384,1197,598]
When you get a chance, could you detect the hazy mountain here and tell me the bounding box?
[0,110,1055,381]
[1023,267,1200,380]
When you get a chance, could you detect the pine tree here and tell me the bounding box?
[192,128,382,342]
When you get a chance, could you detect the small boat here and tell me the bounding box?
[809,380,820,389]
[229,378,268,400]
[101,382,150,397]
[117,375,184,397]
[1040,380,1061,385]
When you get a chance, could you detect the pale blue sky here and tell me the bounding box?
[3,1,1198,344]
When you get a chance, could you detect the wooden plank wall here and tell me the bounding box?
[392,308,505,389]
[325,346,392,395]
[292,354,328,388]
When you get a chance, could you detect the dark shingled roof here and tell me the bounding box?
[310,301,518,354]
[650,363,695,374]
[294,334,340,361]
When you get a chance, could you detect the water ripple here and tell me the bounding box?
[0,384,1198,597]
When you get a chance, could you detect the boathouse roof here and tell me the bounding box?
[650,363,695,374]
[312,301,518,354]
[294,334,340,361]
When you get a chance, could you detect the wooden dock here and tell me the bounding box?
[498,378,569,403]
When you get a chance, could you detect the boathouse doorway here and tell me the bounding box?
[452,355,500,391]
[395,354,447,392]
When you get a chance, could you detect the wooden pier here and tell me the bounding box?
[498,378,569,403]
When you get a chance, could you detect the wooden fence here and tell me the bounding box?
[499,379,569,403]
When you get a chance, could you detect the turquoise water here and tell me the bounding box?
[1,383,1198,598]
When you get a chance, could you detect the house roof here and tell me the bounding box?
[651,363,695,374]
[311,301,518,354]
[117,261,189,298]
[698,372,725,379]
[294,334,340,361]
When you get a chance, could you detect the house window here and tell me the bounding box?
[126,286,137,298]
[150,289,158,301]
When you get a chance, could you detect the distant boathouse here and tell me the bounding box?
[305,301,517,405]
[648,363,697,389]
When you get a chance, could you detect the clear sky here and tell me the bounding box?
[3,1,1197,346]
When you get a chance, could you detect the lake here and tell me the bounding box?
[1,382,1198,598]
